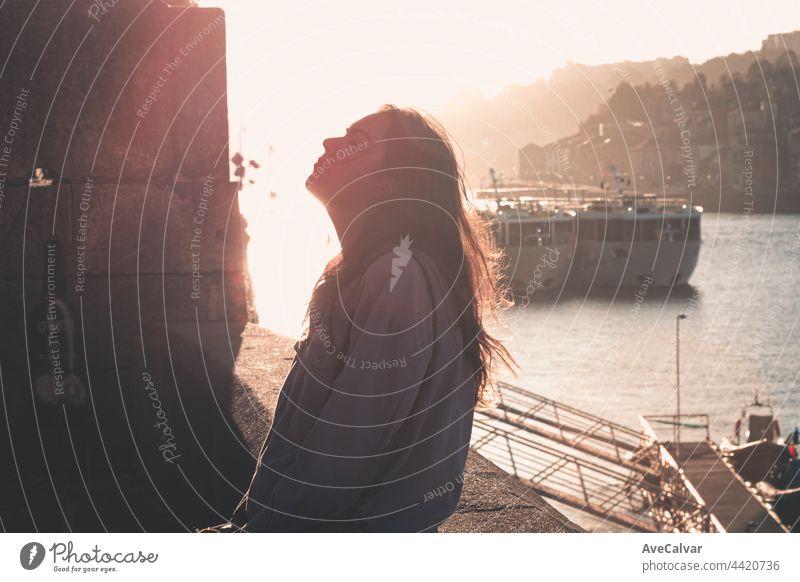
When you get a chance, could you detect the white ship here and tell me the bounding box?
[572,193,702,288]
[474,184,702,292]
[474,193,576,296]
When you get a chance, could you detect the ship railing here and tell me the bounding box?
[473,187,694,208]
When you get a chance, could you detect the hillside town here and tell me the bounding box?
[518,38,800,212]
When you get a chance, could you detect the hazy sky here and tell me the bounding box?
[204,0,800,194]
[200,0,800,333]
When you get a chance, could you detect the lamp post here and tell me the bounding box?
[676,314,687,460]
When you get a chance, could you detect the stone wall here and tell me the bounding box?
[0,0,249,531]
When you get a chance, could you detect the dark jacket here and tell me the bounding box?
[234,250,477,532]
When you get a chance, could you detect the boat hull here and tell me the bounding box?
[572,240,700,288]
[500,243,575,296]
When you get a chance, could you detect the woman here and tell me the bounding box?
[229,105,514,532]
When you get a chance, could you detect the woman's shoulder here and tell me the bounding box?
[348,249,442,337]
[360,246,439,300]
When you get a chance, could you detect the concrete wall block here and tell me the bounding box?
[0,2,230,182]
[0,185,73,278]
[0,277,44,367]
[163,180,245,275]
[162,7,230,180]
[66,181,244,276]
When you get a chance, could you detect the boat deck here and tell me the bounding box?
[665,441,787,532]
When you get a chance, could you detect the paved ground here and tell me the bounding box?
[232,324,582,533]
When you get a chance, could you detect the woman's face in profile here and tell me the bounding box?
[305,112,393,205]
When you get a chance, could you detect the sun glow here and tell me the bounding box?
[203,0,800,336]
[237,188,338,336]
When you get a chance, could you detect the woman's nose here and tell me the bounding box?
[322,137,335,153]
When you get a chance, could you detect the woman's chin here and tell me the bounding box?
[305,177,329,201]
[305,174,318,191]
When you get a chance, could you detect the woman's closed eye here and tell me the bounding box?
[347,129,368,147]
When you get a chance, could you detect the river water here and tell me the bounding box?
[250,207,800,530]
[250,202,800,440]
[499,212,800,442]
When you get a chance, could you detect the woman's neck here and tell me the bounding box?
[327,205,357,246]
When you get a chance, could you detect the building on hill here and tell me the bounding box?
[518,142,546,181]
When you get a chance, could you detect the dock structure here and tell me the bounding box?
[661,440,787,532]
[641,416,788,533]
[472,382,791,533]
[472,381,664,532]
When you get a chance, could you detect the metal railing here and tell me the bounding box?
[472,382,665,531]
[493,381,644,463]
[643,413,711,444]
[470,382,729,532]
[638,415,723,532]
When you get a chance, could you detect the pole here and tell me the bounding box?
[676,314,687,461]
[268,144,273,198]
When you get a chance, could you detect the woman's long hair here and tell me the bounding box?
[307,105,516,403]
